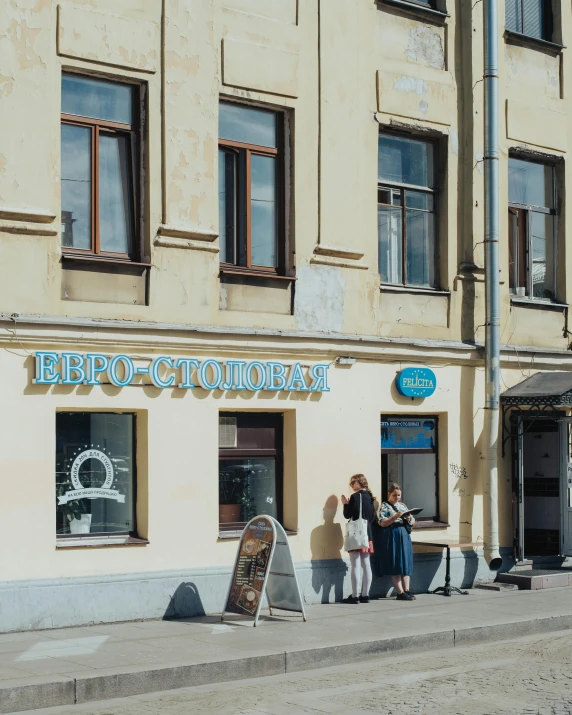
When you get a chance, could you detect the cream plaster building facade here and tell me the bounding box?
[1,0,572,631]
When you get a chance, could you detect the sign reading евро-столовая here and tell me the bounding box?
[33,352,330,393]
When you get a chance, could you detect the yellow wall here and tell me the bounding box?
[1,0,572,587]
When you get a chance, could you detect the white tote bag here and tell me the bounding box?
[344,493,370,551]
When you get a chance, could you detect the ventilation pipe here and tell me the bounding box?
[482,0,503,571]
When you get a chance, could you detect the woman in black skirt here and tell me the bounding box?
[341,474,376,604]
[378,482,415,601]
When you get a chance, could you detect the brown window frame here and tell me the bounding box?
[218,412,284,533]
[508,158,557,301]
[60,75,142,263]
[219,103,286,277]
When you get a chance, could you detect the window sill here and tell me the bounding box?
[381,284,450,296]
[218,529,297,540]
[510,296,568,310]
[504,30,565,55]
[56,535,149,549]
[62,253,150,269]
[219,266,296,282]
[378,0,449,23]
[413,521,449,530]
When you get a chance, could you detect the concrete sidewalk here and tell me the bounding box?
[2,587,572,714]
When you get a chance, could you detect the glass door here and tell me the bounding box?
[561,420,572,556]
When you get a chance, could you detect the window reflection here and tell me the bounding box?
[61,124,91,250]
[377,134,437,288]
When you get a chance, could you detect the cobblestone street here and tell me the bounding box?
[18,628,572,715]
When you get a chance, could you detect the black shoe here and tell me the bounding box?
[396,592,413,601]
[405,591,416,601]
[342,595,359,604]
[359,596,370,603]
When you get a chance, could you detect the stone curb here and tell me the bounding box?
[2,613,572,713]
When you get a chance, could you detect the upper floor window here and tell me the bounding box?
[406,0,437,7]
[378,133,437,289]
[508,157,556,301]
[61,74,140,261]
[218,102,285,274]
[505,0,552,41]
[383,0,439,9]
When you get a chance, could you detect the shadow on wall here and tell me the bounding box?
[163,582,206,620]
[310,495,348,603]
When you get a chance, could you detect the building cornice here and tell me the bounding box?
[0,312,570,368]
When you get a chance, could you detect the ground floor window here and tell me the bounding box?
[381,416,439,522]
[56,412,136,537]
[219,413,283,531]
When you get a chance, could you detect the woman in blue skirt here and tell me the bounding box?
[378,482,415,601]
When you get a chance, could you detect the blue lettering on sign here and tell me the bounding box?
[395,367,437,398]
[33,353,331,394]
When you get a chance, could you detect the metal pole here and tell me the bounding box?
[483,0,502,570]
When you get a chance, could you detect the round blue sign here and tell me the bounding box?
[396,368,437,398]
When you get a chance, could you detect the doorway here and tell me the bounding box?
[515,417,562,559]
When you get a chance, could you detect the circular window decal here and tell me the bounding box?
[71,450,114,490]
[57,448,126,505]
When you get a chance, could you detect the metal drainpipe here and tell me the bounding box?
[483,0,503,570]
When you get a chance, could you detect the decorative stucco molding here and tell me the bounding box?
[0,207,56,223]
[154,225,219,253]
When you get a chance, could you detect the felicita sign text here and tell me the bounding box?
[34,352,330,393]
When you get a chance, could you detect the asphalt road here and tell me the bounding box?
[18,628,572,715]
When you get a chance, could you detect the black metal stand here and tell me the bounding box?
[429,545,469,597]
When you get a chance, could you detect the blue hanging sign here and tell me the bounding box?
[396,367,436,398]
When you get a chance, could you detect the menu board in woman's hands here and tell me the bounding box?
[400,507,423,518]
[224,517,275,617]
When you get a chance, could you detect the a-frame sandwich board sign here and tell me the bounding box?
[221,515,306,627]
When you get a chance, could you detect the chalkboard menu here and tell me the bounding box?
[224,516,275,617]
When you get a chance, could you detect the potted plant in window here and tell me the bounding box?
[219,463,267,523]
[56,482,92,534]
[219,468,244,523]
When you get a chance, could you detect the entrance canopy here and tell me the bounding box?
[500,372,572,455]
[501,372,572,407]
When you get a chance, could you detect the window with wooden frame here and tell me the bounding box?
[218,102,285,275]
[508,157,556,300]
[378,133,438,289]
[381,416,439,523]
[218,413,283,532]
[60,74,141,261]
[505,0,553,41]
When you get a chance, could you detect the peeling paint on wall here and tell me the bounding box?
[294,265,345,333]
[392,76,428,97]
[406,26,445,71]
